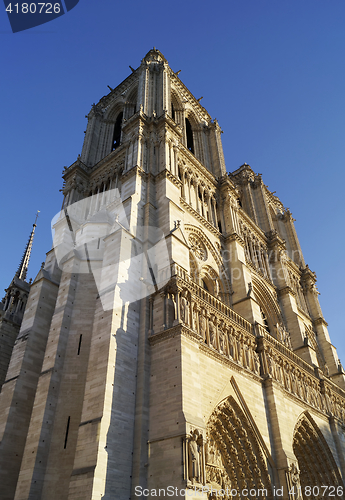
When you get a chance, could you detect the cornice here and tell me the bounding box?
[313,317,328,328]
[122,164,147,182]
[277,286,295,298]
[149,324,201,345]
[156,168,182,188]
[224,232,245,246]
[63,159,91,180]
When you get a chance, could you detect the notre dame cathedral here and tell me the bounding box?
[0,49,344,500]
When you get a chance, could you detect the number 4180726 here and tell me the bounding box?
[6,3,61,14]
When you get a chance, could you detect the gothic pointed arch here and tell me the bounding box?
[200,265,220,296]
[251,276,284,335]
[112,111,123,151]
[185,224,231,300]
[124,85,138,119]
[206,396,273,499]
[185,117,194,154]
[293,412,344,498]
[184,110,199,154]
[171,88,183,124]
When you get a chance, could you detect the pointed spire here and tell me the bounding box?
[15,211,40,281]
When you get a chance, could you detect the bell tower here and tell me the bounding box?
[0,49,344,500]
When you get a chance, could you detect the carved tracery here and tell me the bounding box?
[206,397,273,499]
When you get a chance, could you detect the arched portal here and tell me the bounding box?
[206,396,273,499]
[293,413,344,499]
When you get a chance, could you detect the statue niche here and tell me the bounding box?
[183,429,205,486]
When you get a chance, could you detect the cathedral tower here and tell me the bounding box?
[0,49,344,500]
[0,215,38,392]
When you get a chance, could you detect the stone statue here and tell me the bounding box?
[228,330,235,359]
[253,351,260,375]
[218,326,225,354]
[208,316,217,349]
[199,310,207,341]
[188,432,201,482]
[180,291,189,325]
[243,341,250,369]
[276,323,292,349]
[267,351,275,378]
[237,335,243,365]
[286,463,302,500]
[192,307,198,332]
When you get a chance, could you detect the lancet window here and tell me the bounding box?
[239,222,271,280]
[179,164,219,230]
[112,112,123,151]
[287,270,309,314]
[185,118,194,154]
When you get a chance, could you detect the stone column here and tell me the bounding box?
[201,187,205,218]
[212,196,217,227]
[195,179,200,214]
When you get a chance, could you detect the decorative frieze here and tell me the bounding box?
[152,272,345,427]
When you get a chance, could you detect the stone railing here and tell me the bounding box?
[156,267,345,425]
[171,263,252,333]
[256,324,345,424]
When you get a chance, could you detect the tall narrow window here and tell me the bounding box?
[77,334,82,355]
[112,112,123,151]
[185,118,194,154]
[64,416,71,449]
[171,103,175,121]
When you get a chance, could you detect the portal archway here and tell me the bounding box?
[206,396,273,499]
[293,413,344,499]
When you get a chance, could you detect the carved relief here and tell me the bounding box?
[192,305,198,333]
[218,323,226,355]
[208,316,217,350]
[252,351,261,375]
[183,429,205,486]
[258,337,345,425]
[189,431,202,482]
[285,462,302,500]
[276,323,292,349]
[206,397,273,499]
[199,309,207,342]
[180,290,189,325]
[227,327,235,360]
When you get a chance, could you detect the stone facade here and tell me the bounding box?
[0,49,344,500]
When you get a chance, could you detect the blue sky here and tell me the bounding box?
[1,1,344,361]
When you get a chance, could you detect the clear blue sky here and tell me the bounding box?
[1,1,344,361]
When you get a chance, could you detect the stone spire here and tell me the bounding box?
[15,211,39,281]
